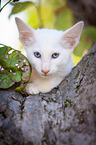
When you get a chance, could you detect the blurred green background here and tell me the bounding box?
[2,0,96,65]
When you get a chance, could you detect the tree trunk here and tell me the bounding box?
[0,41,96,145]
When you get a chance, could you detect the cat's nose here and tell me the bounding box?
[41,69,50,75]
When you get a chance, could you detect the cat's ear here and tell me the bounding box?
[15,17,35,47]
[60,21,84,51]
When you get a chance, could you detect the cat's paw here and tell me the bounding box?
[24,83,39,94]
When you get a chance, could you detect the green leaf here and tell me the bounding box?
[73,26,96,57]
[0,44,31,91]
[83,26,96,42]
[54,10,73,31]
[0,45,11,60]
[9,1,34,18]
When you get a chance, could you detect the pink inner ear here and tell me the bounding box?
[20,31,35,47]
[64,36,76,47]
[60,34,77,49]
[60,21,84,49]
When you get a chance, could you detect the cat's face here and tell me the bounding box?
[15,18,84,78]
[25,29,72,78]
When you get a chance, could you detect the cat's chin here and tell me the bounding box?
[40,74,53,79]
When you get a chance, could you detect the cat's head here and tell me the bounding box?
[15,17,84,78]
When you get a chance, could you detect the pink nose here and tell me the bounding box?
[41,69,50,75]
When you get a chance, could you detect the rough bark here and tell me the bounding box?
[67,0,96,26]
[0,41,96,145]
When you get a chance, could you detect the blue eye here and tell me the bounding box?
[52,53,59,59]
[34,52,41,58]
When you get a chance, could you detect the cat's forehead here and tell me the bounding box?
[34,29,63,43]
[31,29,64,54]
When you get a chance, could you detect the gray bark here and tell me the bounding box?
[0,41,96,145]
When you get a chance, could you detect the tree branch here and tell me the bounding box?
[0,41,96,145]
[0,0,11,12]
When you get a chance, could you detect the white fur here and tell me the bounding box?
[15,18,84,94]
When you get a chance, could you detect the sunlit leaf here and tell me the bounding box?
[41,4,54,28]
[26,5,40,29]
[9,1,34,18]
[0,44,31,92]
[72,54,82,66]
[45,0,65,10]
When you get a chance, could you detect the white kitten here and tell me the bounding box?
[15,17,84,94]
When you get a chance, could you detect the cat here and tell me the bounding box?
[15,17,84,94]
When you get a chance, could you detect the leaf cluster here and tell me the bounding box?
[0,44,31,92]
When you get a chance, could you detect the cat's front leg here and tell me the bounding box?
[24,83,40,94]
